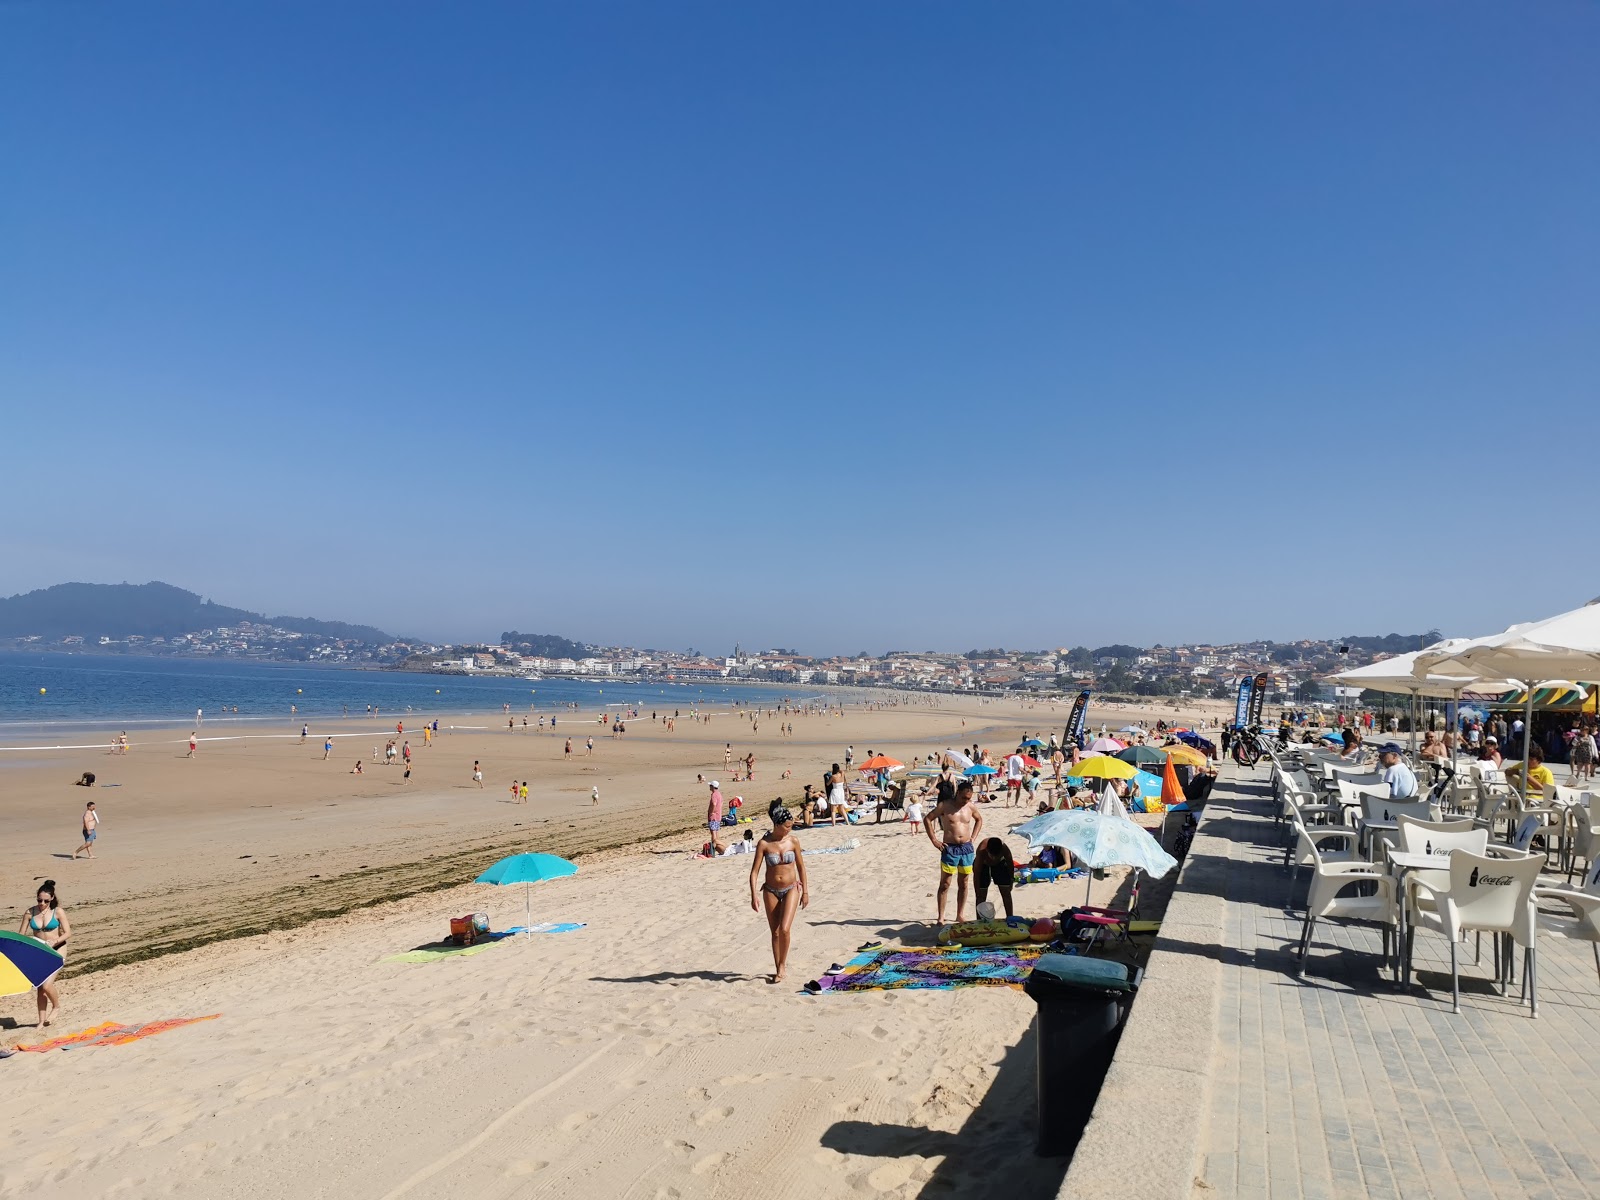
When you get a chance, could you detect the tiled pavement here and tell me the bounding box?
[1197,768,1600,1200]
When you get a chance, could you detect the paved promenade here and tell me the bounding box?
[1065,767,1600,1200]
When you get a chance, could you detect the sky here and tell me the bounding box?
[3,2,1596,654]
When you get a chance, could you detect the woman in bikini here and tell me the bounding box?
[748,802,808,985]
[19,880,70,1027]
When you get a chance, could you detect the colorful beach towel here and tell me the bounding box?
[814,945,1045,993]
[520,922,585,934]
[15,1014,220,1052]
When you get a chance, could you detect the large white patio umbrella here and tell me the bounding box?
[1329,642,1517,755]
[1416,600,1600,798]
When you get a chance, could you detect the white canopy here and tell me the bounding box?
[1415,600,1600,684]
[1327,641,1490,698]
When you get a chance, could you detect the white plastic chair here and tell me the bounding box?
[1294,848,1396,980]
[1533,858,1600,986]
[1405,850,1544,1016]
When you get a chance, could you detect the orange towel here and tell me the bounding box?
[16,1014,219,1052]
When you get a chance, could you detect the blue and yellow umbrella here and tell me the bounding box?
[0,930,64,996]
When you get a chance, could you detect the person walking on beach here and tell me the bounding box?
[591,785,600,806]
[73,802,100,860]
[188,731,197,758]
[300,724,309,744]
[520,781,529,804]
[707,782,726,840]
[19,881,69,1027]
[473,760,483,788]
[749,801,807,985]
[586,736,594,756]
[564,738,572,760]
[323,736,334,761]
[924,781,983,927]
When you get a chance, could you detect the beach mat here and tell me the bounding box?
[697,841,858,861]
[813,945,1045,993]
[14,1014,220,1052]
[385,924,586,963]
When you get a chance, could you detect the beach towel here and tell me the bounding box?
[14,1014,220,1052]
[697,841,857,861]
[813,945,1046,993]
[384,924,586,962]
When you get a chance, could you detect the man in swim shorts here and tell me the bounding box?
[924,780,983,927]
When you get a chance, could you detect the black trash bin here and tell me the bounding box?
[1023,953,1137,1156]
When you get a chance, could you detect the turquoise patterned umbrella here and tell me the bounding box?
[1013,796,1178,903]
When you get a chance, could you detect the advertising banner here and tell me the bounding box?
[1066,690,1090,747]
[1234,676,1253,729]
[1248,672,1269,727]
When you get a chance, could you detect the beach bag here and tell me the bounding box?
[449,913,487,946]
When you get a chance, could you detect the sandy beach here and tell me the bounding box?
[0,692,1223,1198]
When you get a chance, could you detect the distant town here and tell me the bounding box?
[2,621,1441,705]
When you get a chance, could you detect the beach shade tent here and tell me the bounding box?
[857,755,904,772]
[1088,737,1126,754]
[474,853,578,938]
[1114,745,1168,767]
[1066,756,1140,789]
[1416,600,1600,798]
[0,930,64,997]
[1013,790,1179,904]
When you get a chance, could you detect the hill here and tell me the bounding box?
[499,631,591,660]
[0,582,393,644]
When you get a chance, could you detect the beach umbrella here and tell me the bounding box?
[0,930,64,997]
[1174,731,1216,755]
[1160,756,1185,810]
[475,853,578,938]
[1114,745,1167,767]
[1117,725,1143,734]
[1160,744,1208,768]
[963,764,998,776]
[1088,737,1125,754]
[1019,755,1043,769]
[1020,738,1045,748]
[1068,755,1139,780]
[857,755,904,772]
[1319,732,1345,744]
[1013,793,1179,903]
[942,749,974,769]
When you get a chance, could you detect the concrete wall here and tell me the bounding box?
[1058,778,1236,1198]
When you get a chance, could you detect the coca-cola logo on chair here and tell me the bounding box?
[1467,866,1513,887]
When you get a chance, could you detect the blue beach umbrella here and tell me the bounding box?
[0,930,64,997]
[1020,738,1045,748]
[475,853,578,937]
[1319,732,1344,744]
[963,764,998,776]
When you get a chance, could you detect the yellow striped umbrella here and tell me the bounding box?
[0,930,63,997]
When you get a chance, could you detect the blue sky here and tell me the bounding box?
[3,3,1595,653]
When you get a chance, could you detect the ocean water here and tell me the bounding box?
[0,652,825,736]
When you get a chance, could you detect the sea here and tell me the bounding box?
[0,652,830,739]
